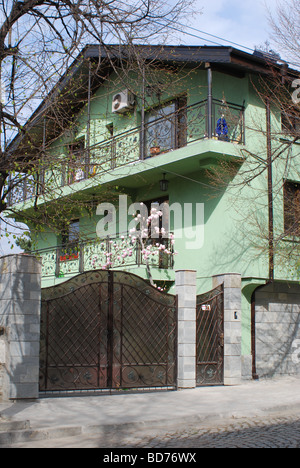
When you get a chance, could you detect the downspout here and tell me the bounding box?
[86,59,92,174]
[206,63,213,139]
[140,64,146,160]
[266,98,274,282]
[250,100,275,380]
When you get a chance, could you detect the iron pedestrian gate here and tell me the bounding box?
[196,285,224,386]
[39,270,177,393]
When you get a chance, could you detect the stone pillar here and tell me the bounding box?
[213,273,242,386]
[176,270,197,389]
[0,255,41,400]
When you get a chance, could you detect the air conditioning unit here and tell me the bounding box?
[112,90,135,114]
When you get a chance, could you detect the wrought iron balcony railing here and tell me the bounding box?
[37,235,175,279]
[7,98,245,206]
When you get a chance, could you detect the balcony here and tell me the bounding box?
[7,98,245,206]
[38,235,175,281]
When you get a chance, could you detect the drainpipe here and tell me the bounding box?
[250,100,275,380]
[266,98,274,282]
[86,59,92,173]
[249,100,275,380]
[206,63,213,139]
[140,65,146,160]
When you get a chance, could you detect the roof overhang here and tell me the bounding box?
[7,44,299,160]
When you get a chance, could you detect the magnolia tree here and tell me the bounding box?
[89,205,176,290]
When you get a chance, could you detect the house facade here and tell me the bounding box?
[6,45,300,384]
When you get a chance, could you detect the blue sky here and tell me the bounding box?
[0,221,27,256]
[180,0,279,53]
[0,0,282,255]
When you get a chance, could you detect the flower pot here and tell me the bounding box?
[150,146,161,156]
[60,253,79,262]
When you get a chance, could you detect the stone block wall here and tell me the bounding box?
[0,255,41,400]
[0,326,8,400]
[255,282,300,378]
[176,270,197,388]
[176,271,242,388]
[213,273,242,386]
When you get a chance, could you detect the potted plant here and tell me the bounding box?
[149,135,161,155]
[150,145,161,156]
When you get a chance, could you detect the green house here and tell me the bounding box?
[7,45,300,383]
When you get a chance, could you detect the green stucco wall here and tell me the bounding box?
[14,62,300,364]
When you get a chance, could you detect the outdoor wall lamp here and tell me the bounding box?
[159,173,169,192]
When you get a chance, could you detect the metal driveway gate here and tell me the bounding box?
[196,285,224,386]
[39,270,177,393]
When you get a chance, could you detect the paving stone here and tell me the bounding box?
[3,410,300,448]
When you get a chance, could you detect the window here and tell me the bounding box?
[145,97,187,158]
[68,139,85,183]
[284,181,300,236]
[60,219,80,261]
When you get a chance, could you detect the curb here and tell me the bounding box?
[2,401,300,447]
[0,425,82,446]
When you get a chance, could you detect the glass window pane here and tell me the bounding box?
[145,103,176,156]
[69,220,80,243]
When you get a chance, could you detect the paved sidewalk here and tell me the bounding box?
[1,376,300,446]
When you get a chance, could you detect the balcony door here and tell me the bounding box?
[68,139,86,183]
[144,97,187,158]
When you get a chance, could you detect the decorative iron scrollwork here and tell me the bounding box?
[196,285,224,386]
[40,270,177,393]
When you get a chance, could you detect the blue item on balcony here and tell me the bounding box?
[216,117,228,136]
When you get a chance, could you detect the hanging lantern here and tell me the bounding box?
[159,173,169,192]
